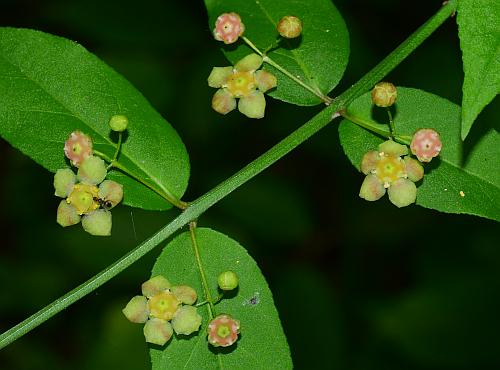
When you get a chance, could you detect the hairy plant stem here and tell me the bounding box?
[94,149,188,210]
[0,0,456,350]
[242,36,332,105]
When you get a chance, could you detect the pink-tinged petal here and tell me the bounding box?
[142,276,171,298]
[208,66,234,88]
[388,178,417,208]
[235,53,263,72]
[255,70,277,92]
[56,200,81,227]
[143,318,173,346]
[378,140,408,157]
[212,89,237,115]
[122,296,149,323]
[410,128,442,163]
[238,91,266,119]
[404,157,424,182]
[171,285,197,305]
[64,131,93,167]
[359,174,386,201]
[360,151,379,175]
[213,12,245,44]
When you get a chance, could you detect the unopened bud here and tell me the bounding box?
[371,82,397,107]
[109,114,128,132]
[277,16,302,38]
[218,271,239,291]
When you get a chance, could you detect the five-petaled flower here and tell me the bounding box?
[123,276,202,346]
[359,140,424,208]
[208,53,277,119]
[410,128,442,163]
[208,314,240,347]
[213,12,245,44]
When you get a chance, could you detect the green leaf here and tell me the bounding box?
[150,228,292,370]
[457,0,500,139]
[339,87,500,221]
[204,0,349,106]
[0,28,190,211]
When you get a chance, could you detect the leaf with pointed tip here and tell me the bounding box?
[339,87,500,221]
[150,228,292,369]
[457,0,500,139]
[0,28,190,210]
[204,0,349,106]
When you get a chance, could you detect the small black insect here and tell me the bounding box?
[93,197,113,210]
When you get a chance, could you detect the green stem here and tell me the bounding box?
[0,1,456,350]
[111,132,122,163]
[242,36,332,105]
[94,149,188,210]
[189,222,215,319]
[387,108,395,137]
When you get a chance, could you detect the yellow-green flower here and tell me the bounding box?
[208,54,277,119]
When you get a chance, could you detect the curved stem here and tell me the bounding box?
[387,108,395,137]
[189,222,215,319]
[0,1,456,350]
[94,149,188,210]
[242,36,332,105]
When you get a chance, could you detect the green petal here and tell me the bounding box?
[207,66,233,88]
[54,168,76,197]
[238,91,266,119]
[122,295,149,323]
[56,200,81,227]
[255,70,277,92]
[143,318,173,346]
[404,157,424,182]
[359,174,385,201]
[212,89,237,115]
[81,209,112,236]
[378,140,408,157]
[388,178,417,208]
[235,53,263,72]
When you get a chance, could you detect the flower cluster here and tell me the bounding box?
[208,53,277,119]
[122,276,202,346]
[55,131,123,236]
[359,140,424,208]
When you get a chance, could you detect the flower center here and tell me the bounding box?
[148,291,180,321]
[375,155,405,186]
[216,325,231,338]
[226,71,256,98]
[67,184,99,215]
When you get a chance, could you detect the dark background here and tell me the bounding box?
[1,0,499,369]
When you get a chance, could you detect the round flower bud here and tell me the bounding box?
[98,180,123,209]
[277,16,302,38]
[122,295,149,324]
[208,314,240,347]
[410,128,442,163]
[109,114,129,132]
[171,285,197,305]
[77,156,107,185]
[171,306,202,336]
[371,82,397,107]
[54,168,76,198]
[387,178,417,208]
[213,13,245,44]
[218,271,239,291]
[143,318,173,346]
[82,209,112,236]
[64,131,93,167]
[142,276,172,298]
[56,200,81,227]
[148,290,180,321]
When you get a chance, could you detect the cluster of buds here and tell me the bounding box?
[123,275,202,346]
[55,131,123,235]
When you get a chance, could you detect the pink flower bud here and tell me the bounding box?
[213,13,245,44]
[64,131,93,167]
[410,128,442,162]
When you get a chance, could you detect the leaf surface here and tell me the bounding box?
[339,87,500,221]
[457,0,500,139]
[204,0,349,106]
[0,28,190,210]
[150,228,292,369]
